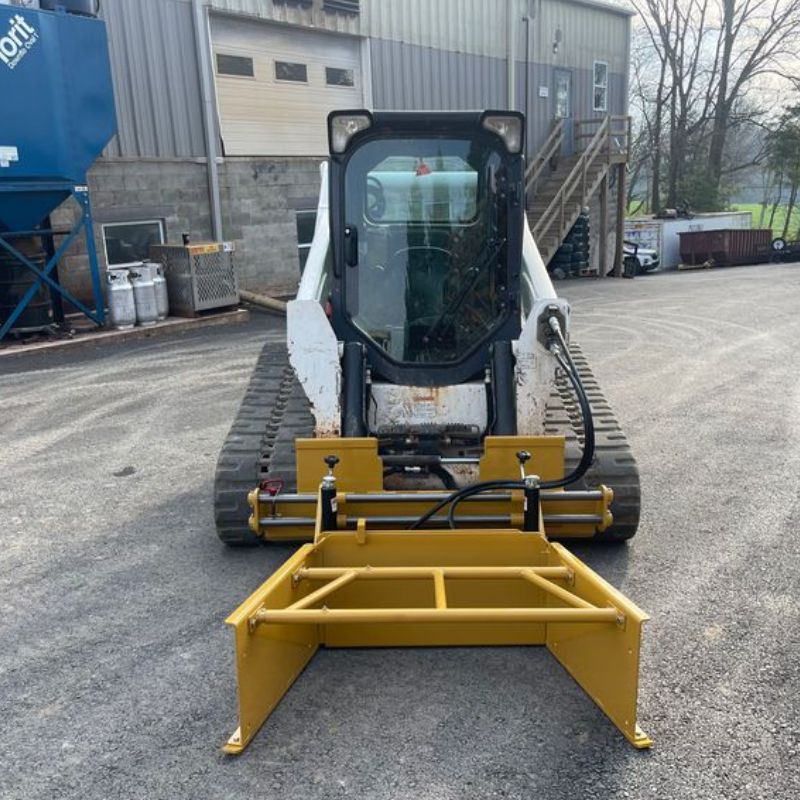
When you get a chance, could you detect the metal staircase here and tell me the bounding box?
[525,116,631,271]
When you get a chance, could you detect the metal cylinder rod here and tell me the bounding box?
[252,607,620,626]
[347,514,515,525]
[295,566,572,581]
[381,455,481,466]
[258,490,604,504]
[258,514,603,527]
[520,569,594,609]
[286,570,356,611]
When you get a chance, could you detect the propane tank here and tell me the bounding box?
[129,263,159,327]
[146,260,169,320]
[106,269,136,330]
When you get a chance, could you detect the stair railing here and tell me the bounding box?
[524,118,564,202]
[532,116,610,249]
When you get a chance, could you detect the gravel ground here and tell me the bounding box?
[1,264,799,800]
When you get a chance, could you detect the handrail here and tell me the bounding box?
[574,115,631,158]
[525,119,564,198]
[533,116,610,244]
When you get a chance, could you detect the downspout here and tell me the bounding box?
[192,0,223,242]
[506,0,516,109]
[522,1,535,147]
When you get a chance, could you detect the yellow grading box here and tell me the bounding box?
[223,437,651,754]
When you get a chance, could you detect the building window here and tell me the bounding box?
[323,0,360,14]
[216,53,254,78]
[296,210,316,272]
[102,220,165,267]
[593,61,608,112]
[326,67,354,87]
[275,61,308,83]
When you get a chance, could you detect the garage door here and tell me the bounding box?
[211,16,363,156]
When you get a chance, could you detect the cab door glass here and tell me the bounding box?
[343,137,508,365]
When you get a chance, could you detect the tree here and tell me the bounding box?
[629,0,800,211]
[765,107,800,237]
[706,0,800,207]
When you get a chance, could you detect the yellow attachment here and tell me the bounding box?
[225,435,650,754]
[250,437,613,541]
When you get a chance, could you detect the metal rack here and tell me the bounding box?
[0,185,105,340]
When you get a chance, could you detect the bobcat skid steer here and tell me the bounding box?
[215,110,650,754]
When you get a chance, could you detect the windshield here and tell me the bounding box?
[343,136,509,364]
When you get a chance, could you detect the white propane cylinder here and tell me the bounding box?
[106,268,136,330]
[129,263,159,327]
[146,260,169,320]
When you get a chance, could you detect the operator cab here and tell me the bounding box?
[327,110,526,387]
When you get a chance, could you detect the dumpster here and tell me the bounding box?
[678,229,772,268]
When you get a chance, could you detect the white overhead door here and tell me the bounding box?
[211,16,363,156]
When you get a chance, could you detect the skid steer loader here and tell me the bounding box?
[215,110,650,754]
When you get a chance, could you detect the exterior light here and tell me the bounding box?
[481,113,524,154]
[329,111,372,154]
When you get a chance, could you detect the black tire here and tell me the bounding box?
[623,256,640,277]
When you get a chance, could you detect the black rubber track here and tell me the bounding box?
[543,343,641,541]
[213,339,640,545]
[213,346,313,546]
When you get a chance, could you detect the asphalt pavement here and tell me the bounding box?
[1,264,799,799]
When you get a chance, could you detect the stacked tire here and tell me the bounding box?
[548,212,591,279]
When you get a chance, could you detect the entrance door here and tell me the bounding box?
[553,69,573,156]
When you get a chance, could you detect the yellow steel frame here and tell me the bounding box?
[225,437,650,754]
[249,437,613,541]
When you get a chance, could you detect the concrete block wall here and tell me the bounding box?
[51,156,323,308]
[219,157,322,296]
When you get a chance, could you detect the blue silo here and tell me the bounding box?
[0,2,117,338]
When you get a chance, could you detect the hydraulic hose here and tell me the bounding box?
[541,315,595,490]
[409,315,596,529]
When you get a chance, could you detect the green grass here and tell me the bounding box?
[728,204,800,239]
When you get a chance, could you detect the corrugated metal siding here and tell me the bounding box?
[210,0,630,62]
[102,0,206,158]
[516,62,626,154]
[365,0,508,58]
[211,0,509,57]
[532,0,630,73]
[99,0,630,159]
[370,40,506,110]
[211,0,362,35]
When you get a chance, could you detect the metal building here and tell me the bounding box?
[54,0,633,298]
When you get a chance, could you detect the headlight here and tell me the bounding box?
[328,111,372,154]
[481,112,524,154]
